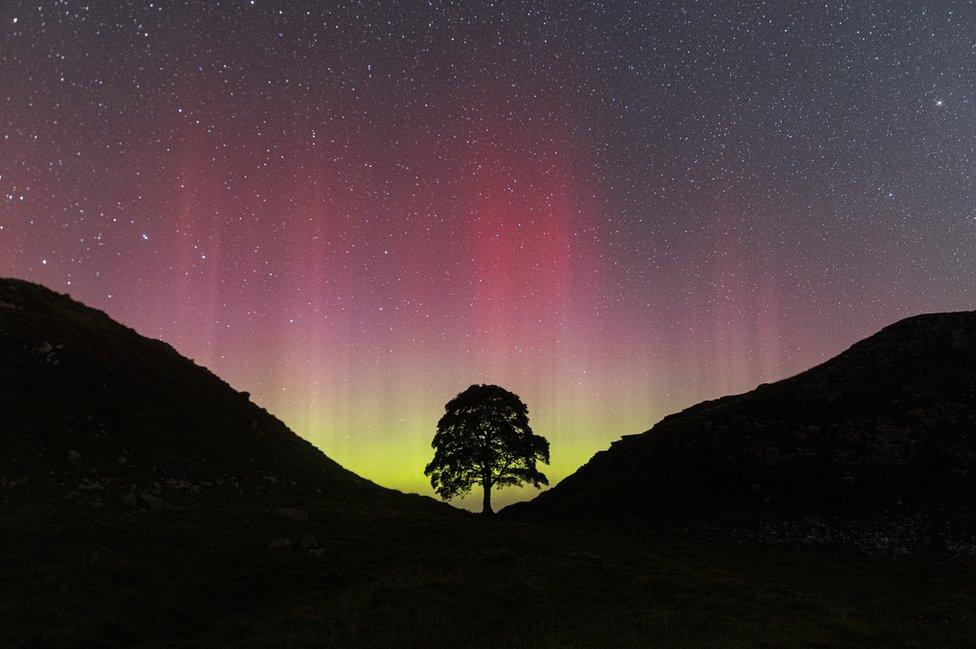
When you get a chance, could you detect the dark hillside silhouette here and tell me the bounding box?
[0,277,447,517]
[510,311,976,544]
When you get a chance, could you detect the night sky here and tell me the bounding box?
[2,1,975,509]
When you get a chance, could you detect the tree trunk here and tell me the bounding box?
[482,481,493,515]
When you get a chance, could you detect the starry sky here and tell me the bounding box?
[2,1,975,509]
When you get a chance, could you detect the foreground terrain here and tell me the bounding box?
[2,509,975,648]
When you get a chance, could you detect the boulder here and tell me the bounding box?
[274,507,309,522]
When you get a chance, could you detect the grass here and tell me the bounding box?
[2,508,973,648]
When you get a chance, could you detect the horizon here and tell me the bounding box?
[3,2,975,510]
[0,273,959,511]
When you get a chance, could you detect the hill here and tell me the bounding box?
[2,278,975,648]
[0,277,444,518]
[511,311,976,543]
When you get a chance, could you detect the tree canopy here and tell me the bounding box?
[424,384,550,514]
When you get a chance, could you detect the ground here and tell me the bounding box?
[2,508,973,648]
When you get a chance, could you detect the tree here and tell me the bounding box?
[424,384,550,515]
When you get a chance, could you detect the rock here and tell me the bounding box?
[275,507,309,522]
[268,537,292,549]
[566,551,602,563]
[78,479,103,491]
[138,492,166,511]
[300,532,319,549]
[67,450,81,461]
[952,327,968,349]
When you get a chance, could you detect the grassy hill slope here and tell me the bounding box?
[512,311,976,544]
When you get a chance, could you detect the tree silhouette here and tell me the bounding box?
[425,384,550,515]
